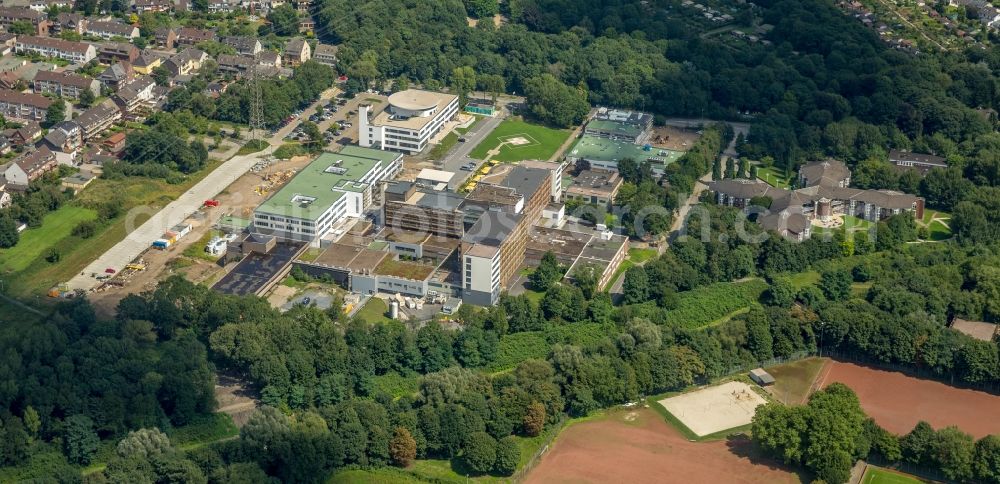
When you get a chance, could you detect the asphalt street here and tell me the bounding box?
[439,112,505,189]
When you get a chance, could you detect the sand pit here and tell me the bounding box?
[525,408,800,484]
[658,381,768,437]
[820,360,1000,438]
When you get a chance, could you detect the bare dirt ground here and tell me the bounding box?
[650,126,701,151]
[819,360,1000,438]
[215,372,259,428]
[88,155,317,318]
[525,408,804,484]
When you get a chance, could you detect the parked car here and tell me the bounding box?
[458,137,467,142]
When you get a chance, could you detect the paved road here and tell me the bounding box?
[440,113,505,189]
[66,89,340,291]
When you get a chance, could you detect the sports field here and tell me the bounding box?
[525,408,801,484]
[861,466,923,484]
[764,357,828,405]
[467,119,572,162]
[819,360,1000,438]
[657,381,767,437]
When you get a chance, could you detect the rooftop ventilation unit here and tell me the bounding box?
[291,194,316,207]
[325,165,347,175]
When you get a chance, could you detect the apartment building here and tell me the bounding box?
[0,89,52,122]
[74,99,121,140]
[162,48,208,77]
[283,38,310,66]
[85,21,139,40]
[359,89,459,154]
[176,27,216,46]
[33,70,99,99]
[0,7,48,36]
[313,43,337,67]
[221,36,262,56]
[2,147,55,187]
[15,36,95,63]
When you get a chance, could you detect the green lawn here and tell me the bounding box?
[236,139,269,155]
[786,270,820,290]
[428,132,459,160]
[627,248,657,264]
[468,119,572,162]
[0,206,97,273]
[755,165,793,189]
[861,467,924,484]
[356,297,392,324]
[764,357,828,405]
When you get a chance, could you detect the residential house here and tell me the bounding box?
[85,21,139,41]
[798,159,851,188]
[222,36,262,56]
[33,70,100,99]
[0,33,16,57]
[98,42,139,64]
[175,27,215,47]
[75,99,121,140]
[162,48,207,77]
[3,121,41,146]
[259,51,281,67]
[153,27,177,49]
[3,147,56,187]
[299,17,314,33]
[15,36,96,63]
[102,131,126,154]
[208,0,238,12]
[28,0,71,12]
[0,89,52,122]
[0,190,10,209]
[0,7,48,36]
[204,81,226,98]
[38,120,82,165]
[294,0,311,13]
[97,62,134,91]
[217,54,254,75]
[134,0,173,13]
[132,52,162,75]
[60,170,95,194]
[283,38,310,66]
[112,76,155,115]
[888,150,948,175]
[313,43,337,67]
[0,136,11,155]
[52,12,86,35]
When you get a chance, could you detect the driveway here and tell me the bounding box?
[440,113,506,189]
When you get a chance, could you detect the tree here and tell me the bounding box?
[478,74,505,103]
[63,415,99,465]
[9,21,34,35]
[464,0,498,18]
[152,66,171,86]
[739,157,750,178]
[452,66,476,104]
[819,269,852,301]
[45,99,66,127]
[931,426,975,481]
[22,407,39,442]
[464,431,497,474]
[529,251,562,292]
[974,435,1000,484]
[494,436,519,475]
[766,277,796,307]
[572,265,599,299]
[0,215,18,248]
[78,88,96,107]
[523,74,589,128]
[116,428,172,460]
[523,402,545,437]
[622,266,649,304]
[389,427,416,467]
[267,4,300,36]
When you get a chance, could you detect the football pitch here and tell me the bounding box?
[861,467,923,484]
[468,119,572,162]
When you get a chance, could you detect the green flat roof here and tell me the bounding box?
[585,119,644,138]
[337,145,401,165]
[255,151,379,221]
[568,135,683,168]
[219,215,251,229]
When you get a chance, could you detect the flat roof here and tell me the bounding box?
[372,89,457,131]
[255,151,378,221]
[375,257,436,280]
[388,89,453,111]
[569,135,683,168]
[586,118,644,138]
[417,168,454,184]
[312,241,387,272]
[337,144,402,165]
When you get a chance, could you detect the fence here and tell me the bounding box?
[822,348,1000,394]
[511,416,568,483]
[865,455,953,483]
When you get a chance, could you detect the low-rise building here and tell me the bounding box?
[132,52,162,75]
[85,21,139,40]
[134,0,173,13]
[153,27,177,49]
[252,146,402,243]
[566,134,680,175]
[52,12,86,35]
[74,99,121,140]
[97,62,134,91]
[359,89,459,154]
[2,146,55,187]
[0,7,48,36]
[313,43,337,67]
[176,27,216,46]
[585,108,654,144]
[565,169,623,208]
[112,76,155,115]
[221,36,262,56]
[888,150,948,175]
[15,36,95,63]
[33,70,99,99]
[99,42,140,64]
[38,120,82,165]
[798,159,851,188]
[0,89,52,122]
[283,38,310,66]
[3,121,41,145]
[162,48,208,77]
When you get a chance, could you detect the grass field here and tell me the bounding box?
[356,297,392,324]
[756,165,793,189]
[428,132,459,160]
[0,206,97,273]
[468,119,571,162]
[765,357,827,405]
[627,248,657,264]
[861,466,924,484]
